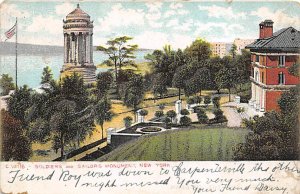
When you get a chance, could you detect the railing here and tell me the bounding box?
[53,138,107,161]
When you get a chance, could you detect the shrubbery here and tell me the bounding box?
[180,116,191,126]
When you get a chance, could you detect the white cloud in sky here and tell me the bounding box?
[173,19,194,32]
[145,2,163,12]
[55,2,74,16]
[0,3,30,32]
[250,7,300,30]
[198,5,246,19]
[166,19,179,27]
[96,4,145,32]
[26,15,61,35]
[194,22,245,41]
[133,31,193,49]
[133,31,168,49]
[170,3,183,10]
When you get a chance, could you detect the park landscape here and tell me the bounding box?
[0,2,299,162]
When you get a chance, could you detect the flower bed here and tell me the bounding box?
[140,127,162,132]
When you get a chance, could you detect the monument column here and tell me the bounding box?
[83,33,86,64]
[64,34,67,63]
[90,33,93,63]
[86,33,90,63]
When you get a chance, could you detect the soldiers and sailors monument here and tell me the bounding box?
[61,4,96,84]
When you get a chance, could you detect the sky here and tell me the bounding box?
[0,1,299,49]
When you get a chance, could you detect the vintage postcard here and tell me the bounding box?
[0,0,299,193]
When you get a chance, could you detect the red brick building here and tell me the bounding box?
[246,20,299,112]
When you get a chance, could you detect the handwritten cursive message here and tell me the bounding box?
[1,161,299,194]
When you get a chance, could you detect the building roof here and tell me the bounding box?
[246,27,300,52]
[67,4,90,18]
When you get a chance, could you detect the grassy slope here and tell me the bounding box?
[98,126,249,161]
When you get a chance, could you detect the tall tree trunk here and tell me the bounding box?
[178,88,181,100]
[200,90,202,96]
[228,88,231,102]
[114,61,119,98]
[101,124,104,139]
[60,132,64,160]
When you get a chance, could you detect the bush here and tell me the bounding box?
[187,97,194,105]
[204,96,211,106]
[166,110,177,122]
[155,110,164,118]
[180,109,190,115]
[193,96,202,104]
[123,116,133,128]
[212,96,220,108]
[197,111,208,124]
[158,103,165,110]
[139,109,148,116]
[213,108,227,123]
[193,106,205,114]
[180,116,191,126]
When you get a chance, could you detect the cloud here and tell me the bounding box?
[250,7,300,30]
[133,31,193,49]
[96,4,145,32]
[173,19,194,32]
[170,3,183,10]
[0,3,30,31]
[133,31,168,49]
[198,5,246,19]
[166,19,179,27]
[145,2,163,12]
[55,2,74,16]
[164,3,189,18]
[26,15,62,35]
[194,22,245,41]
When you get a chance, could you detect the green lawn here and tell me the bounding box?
[98,126,249,161]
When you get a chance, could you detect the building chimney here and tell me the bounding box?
[259,19,273,39]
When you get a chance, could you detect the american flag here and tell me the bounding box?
[4,23,16,40]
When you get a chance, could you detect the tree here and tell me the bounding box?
[155,110,164,118]
[0,74,15,95]
[172,65,193,100]
[233,108,298,160]
[213,109,226,122]
[234,50,251,91]
[1,110,32,161]
[185,38,211,62]
[97,36,138,95]
[123,116,133,128]
[180,109,190,116]
[123,75,144,119]
[96,71,113,99]
[180,116,191,126]
[166,110,177,123]
[215,66,237,101]
[41,66,54,84]
[139,109,148,117]
[288,63,299,77]
[187,97,194,105]
[212,96,221,108]
[197,109,208,124]
[191,67,212,96]
[230,44,237,59]
[94,98,113,139]
[61,73,89,110]
[8,85,31,125]
[204,96,211,106]
[152,73,168,98]
[193,96,202,104]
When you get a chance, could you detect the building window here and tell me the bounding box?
[261,72,264,83]
[278,56,285,66]
[255,71,259,82]
[256,55,259,62]
[278,72,285,85]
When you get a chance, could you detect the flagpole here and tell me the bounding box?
[15,17,18,89]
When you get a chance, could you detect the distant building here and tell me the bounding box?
[233,38,255,54]
[61,4,96,84]
[210,42,232,58]
[246,19,299,112]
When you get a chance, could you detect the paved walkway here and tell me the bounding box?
[221,106,242,127]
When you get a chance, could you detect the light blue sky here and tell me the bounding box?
[1,1,299,49]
